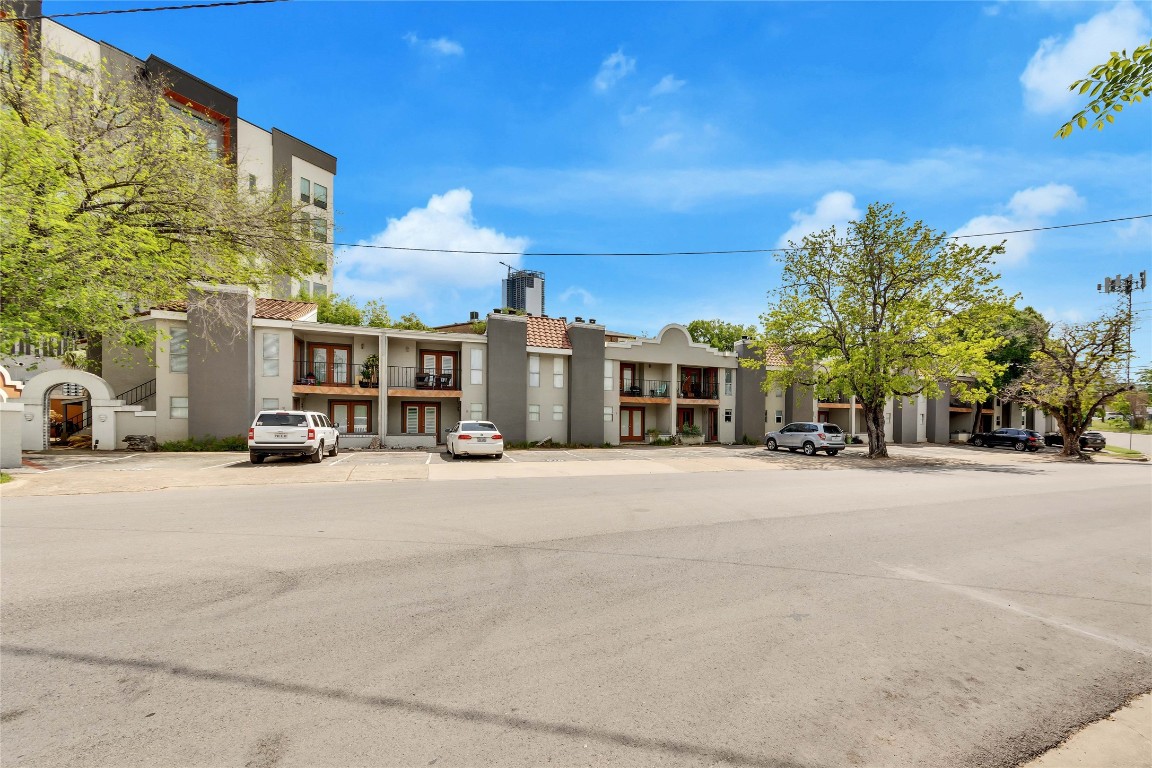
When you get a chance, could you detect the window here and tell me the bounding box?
[775,410,783,424]
[470,349,483,385]
[248,174,257,193]
[312,281,327,297]
[604,360,613,391]
[553,404,564,421]
[469,402,483,420]
[401,402,438,435]
[311,216,327,243]
[604,406,613,422]
[313,183,328,209]
[262,333,279,377]
[261,398,279,410]
[170,396,188,419]
[300,177,311,204]
[331,401,372,434]
[724,369,733,396]
[553,358,564,388]
[305,343,352,385]
[419,350,458,388]
[724,409,733,423]
[528,404,540,421]
[528,355,540,387]
[169,326,188,373]
[774,389,783,398]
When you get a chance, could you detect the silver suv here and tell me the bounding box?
[248,410,339,464]
[765,422,846,456]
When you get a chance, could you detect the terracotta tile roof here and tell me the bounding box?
[761,344,788,367]
[145,297,316,321]
[525,316,571,349]
[254,298,315,321]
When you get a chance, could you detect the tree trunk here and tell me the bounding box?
[862,402,888,459]
[1055,412,1087,460]
[970,401,983,434]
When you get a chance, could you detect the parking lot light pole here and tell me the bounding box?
[1098,270,1147,450]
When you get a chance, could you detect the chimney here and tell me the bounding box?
[469,311,479,321]
[575,317,583,323]
[589,318,596,324]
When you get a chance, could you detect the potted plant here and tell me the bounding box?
[359,354,379,387]
[679,423,704,445]
[645,427,661,444]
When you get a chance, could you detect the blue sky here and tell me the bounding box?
[54,0,1152,366]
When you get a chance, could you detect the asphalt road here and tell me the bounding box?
[2,457,1150,767]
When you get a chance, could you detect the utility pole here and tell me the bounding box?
[1098,270,1147,449]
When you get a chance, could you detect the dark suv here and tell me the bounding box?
[967,428,1044,452]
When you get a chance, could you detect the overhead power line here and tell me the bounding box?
[1,0,286,22]
[315,213,1152,257]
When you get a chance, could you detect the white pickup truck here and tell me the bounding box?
[247,410,339,464]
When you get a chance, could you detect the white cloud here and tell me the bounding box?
[594,49,636,92]
[335,189,528,305]
[557,287,597,306]
[650,132,683,152]
[1020,1,1151,114]
[650,74,686,96]
[776,191,861,247]
[951,183,1083,266]
[403,32,464,57]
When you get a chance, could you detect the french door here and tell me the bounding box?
[310,343,351,385]
[330,401,371,434]
[403,402,440,439]
[620,406,645,442]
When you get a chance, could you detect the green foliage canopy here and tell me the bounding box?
[747,202,1012,458]
[0,32,321,352]
[686,319,756,352]
[1056,39,1152,137]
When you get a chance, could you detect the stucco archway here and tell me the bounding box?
[16,369,119,451]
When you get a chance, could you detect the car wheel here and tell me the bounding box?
[972,437,984,447]
[1093,446,1102,452]
[249,451,264,464]
[328,438,339,457]
[802,441,816,456]
[493,453,503,460]
[766,438,778,451]
[827,449,839,456]
[310,441,324,463]
[1013,441,1026,452]
[448,445,457,460]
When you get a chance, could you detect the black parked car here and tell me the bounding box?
[967,428,1044,452]
[1043,430,1106,451]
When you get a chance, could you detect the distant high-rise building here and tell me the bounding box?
[502,269,545,316]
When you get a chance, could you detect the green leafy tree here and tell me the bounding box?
[687,319,756,352]
[392,312,432,331]
[1056,39,1152,137]
[362,300,392,328]
[954,306,1047,432]
[0,26,320,354]
[748,203,1011,458]
[1002,309,1133,457]
[299,291,363,326]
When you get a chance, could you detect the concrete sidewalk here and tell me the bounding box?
[1024,692,1150,767]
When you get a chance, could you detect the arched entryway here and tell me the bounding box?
[16,370,118,451]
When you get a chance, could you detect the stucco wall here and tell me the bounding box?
[486,314,528,443]
[252,323,297,414]
[1,402,24,469]
[187,286,254,440]
[525,352,569,444]
[115,410,156,447]
[567,323,605,446]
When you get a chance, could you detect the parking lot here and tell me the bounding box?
[4,440,1136,498]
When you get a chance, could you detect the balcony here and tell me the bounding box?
[677,382,719,401]
[620,379,671,401]
[292,359,379,394]
[388,366,460,397]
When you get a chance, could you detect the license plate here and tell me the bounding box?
[476,437,488,442]
[275,432,287,439]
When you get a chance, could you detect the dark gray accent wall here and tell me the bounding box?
[187,287,254,439]
[271,128,338,191]
[787,385,814,423]
[926,383,951,444]
[486,314,528,442]
[734,340,765,442]
[890,396,919,444]
[567,323,605,445]
[144,56,238,164]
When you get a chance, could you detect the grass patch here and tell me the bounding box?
[1102,445,1146,458]
[0,472,11,484]
[1091,419,1152,435]
[159,435,246,452]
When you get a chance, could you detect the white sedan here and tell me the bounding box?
[445,421,504,460]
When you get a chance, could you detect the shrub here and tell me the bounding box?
[159,434,247,452]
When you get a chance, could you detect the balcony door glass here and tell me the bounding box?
[312,347,328,384]
[332,348,349,385]
[332,403,348,433]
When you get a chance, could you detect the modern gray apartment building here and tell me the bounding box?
[501,269,546,316]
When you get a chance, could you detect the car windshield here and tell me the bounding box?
[461,422,497,432]
[256,413,307,427]
[822,425,843,434]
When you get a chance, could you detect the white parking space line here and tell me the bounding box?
[326,456,351,466]
[564,451,592,462]
[41,454,138,473]
[200,460,248,470]
[425,454,433,465]
[504,455,517,462]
